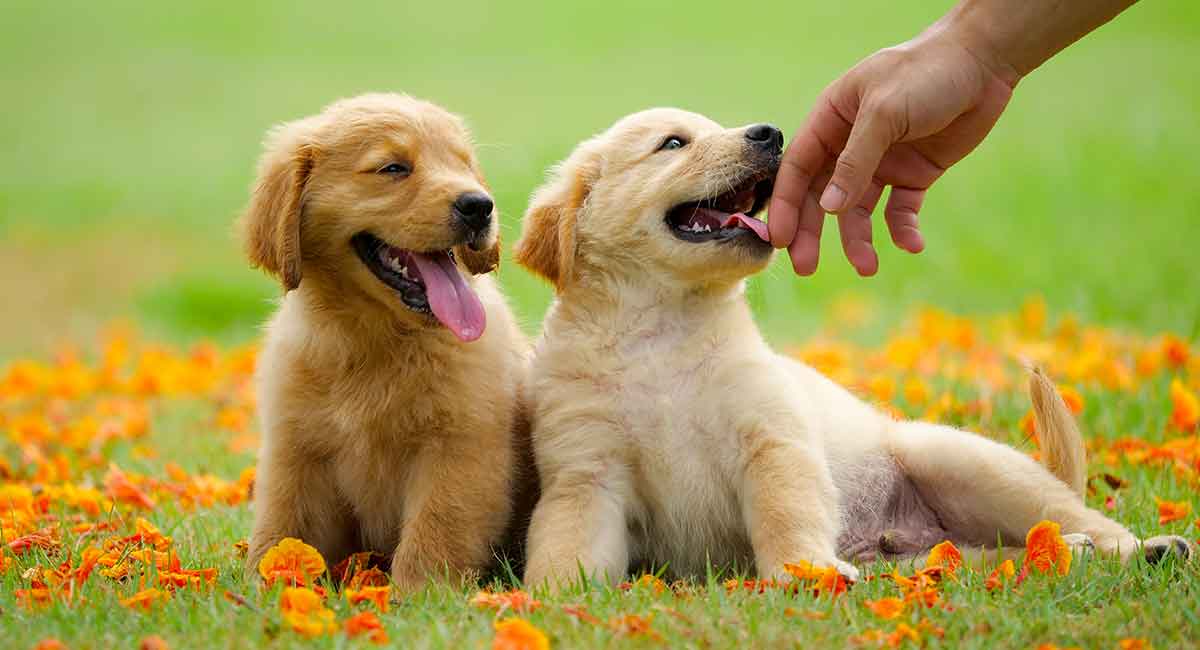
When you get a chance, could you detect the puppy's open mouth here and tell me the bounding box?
[666,173,774,244]
[351,232,485,342]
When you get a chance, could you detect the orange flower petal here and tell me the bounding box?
[258,537,326,587]
[1024,520,1072,576]
[471,589,542,614]
[344,611,388,644]
[346,585,392,613]
[985,559,1016,591]
[280,587,337,637]
[120,588,170,611]
[925,540,963,574]
[865,597,906,620]
[1170,379,1200,432]
[1156,498,1192,525]
[493,617,550,650]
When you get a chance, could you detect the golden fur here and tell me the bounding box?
[242,93,533,592]
[515,108,1192,588]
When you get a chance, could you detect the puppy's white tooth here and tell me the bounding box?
[702,224,711,232]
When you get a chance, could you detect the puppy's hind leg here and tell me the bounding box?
[887,419,1140,558]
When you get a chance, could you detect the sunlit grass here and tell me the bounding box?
[2,304,1197,648]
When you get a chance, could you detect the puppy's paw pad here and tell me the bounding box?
[1143,535,1193,565]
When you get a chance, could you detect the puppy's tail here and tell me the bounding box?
[1028,367,1087,497]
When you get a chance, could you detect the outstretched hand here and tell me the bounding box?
[767,28,1016,276]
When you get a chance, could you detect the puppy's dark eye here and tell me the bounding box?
[377,162,412,177]
[658,136,687,152]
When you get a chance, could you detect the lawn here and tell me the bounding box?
[1,0,1198,647]
[2,306,1198,649]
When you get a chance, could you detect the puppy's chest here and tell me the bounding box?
[316,356,478,548]
[317,353,477,438]
[605,343,749,571]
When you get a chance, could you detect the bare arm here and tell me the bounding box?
[949,0,1137,84]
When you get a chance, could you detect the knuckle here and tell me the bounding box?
[834,154,862,179]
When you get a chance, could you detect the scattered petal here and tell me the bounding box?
[120,588,171,611]
[346,584,392,612]
[1024,520,1072,576]
[1156,498,1192,525]
[925,540,963,574]
[471,590,542,614]
[864,597,906,620]
[344,611,388,645]
[492,617,550,650]
[258,538,326,587]
[985,560,1016,591]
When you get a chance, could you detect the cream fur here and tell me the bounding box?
[515,108,1191,588]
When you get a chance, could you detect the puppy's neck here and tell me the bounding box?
[287,279,459,356]
[555,270,755,342]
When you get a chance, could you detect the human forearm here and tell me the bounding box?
[936,0,1137,85]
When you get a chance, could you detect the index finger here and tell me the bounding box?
[769,107,840,249]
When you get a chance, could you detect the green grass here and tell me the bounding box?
[1,0,1199,647]
[1,339,1198,649]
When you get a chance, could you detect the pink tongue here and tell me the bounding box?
[721,213,770,242]
[407,252,487,342]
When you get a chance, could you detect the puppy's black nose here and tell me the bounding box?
[745,123,783,153]
[452,192,494,232]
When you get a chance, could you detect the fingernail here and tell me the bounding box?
[819,184,846,212]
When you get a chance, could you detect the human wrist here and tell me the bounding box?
[934,1,1026,88]
[935,0,1138,88]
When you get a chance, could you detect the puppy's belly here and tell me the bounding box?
[833,453,950,561]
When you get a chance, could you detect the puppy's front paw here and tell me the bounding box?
[769,557,859,585]
[389,568,426,595]
[1062,533,1096,556]
[832,559,861,583]
[1143,535,1193,565]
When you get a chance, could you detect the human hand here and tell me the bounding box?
[768,26,1017,276]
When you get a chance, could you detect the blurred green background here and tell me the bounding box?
[1,0,1197,358]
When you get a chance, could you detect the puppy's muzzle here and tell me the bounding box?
[453,192,496,251]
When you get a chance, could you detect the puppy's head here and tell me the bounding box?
[515,108,780,292]
[241,93,499,342]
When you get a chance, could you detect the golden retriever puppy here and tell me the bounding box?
[514,108,1191,587]
[241,93,534,592]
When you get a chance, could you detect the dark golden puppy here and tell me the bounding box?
[242,93,533,592]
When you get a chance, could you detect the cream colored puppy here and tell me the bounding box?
[514,108,1191,587]
[242,94,534,592]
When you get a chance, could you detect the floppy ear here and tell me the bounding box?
[240,119,318,291]
[455,227,501,276]
[514,142,602,291]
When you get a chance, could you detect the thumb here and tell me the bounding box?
[820,108,894,214]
